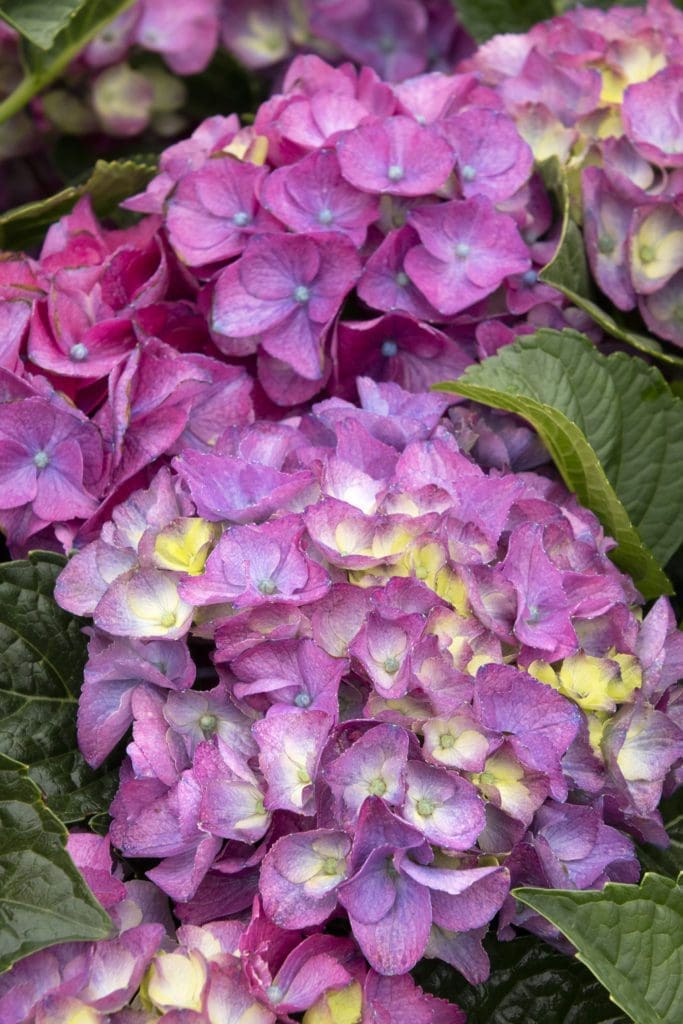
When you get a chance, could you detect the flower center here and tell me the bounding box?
[294,691,312,707]
[598,234,615,255]
[639,243,656,264]
[416,797,436,817]
[258,578,278,595]
[461,164,477,181]
[368,777,387,796]
[439,733,455,749]
[199,713,217,735]
[297,767,311,784]
[395,270,409,287]
[522,269,538,286]
[69,342,89,361]
[381,339,398,357]
[33,450,50,469]
[454,242,470,259]
[387,164,405,182]
[232,210,251,227]
[293,284,310,303]
[317,207,334,225]
[383,656,400,674]
[322,856,341,875]
[266,985,284,1005]
[159,610,177,628]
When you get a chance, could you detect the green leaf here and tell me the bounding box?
[0,1,87,49]
[0,0,136,125]
[538,157,683,368]
[0,553,117,823]
[414,934,627,1024]
[450,0,554,43]
[514,873,683,1024]
[0,155,157,251]
[0,752,112,973]
[436,330,683,598]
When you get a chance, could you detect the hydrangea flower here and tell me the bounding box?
[46,377,681,1022]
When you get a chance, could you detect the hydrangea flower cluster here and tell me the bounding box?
[0,831,463,1024]
[21,376,678,1021]
[0,49,593,557]
[126,49,594,405]
[464,0,683,347]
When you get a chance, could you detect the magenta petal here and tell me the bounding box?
[337,116,454,196]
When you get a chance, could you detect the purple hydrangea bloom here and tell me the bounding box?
[405,197,531,315]
[212,232,360,382]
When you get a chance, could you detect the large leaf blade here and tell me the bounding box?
[0,0,87,48]
[436,330,683,598]
[0,156,157,252]
[0,553,116,822]
[0,752,112,972]
[514,874,683,1024]
[414,933,627,1024]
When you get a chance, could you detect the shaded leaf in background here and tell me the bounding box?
[437,330,683,598]
[539,157,683,368]
[0,156,156,251]
[0,0,136,124]
[414,933,627,1024]
[450,0,554,42]
[0,752,112,973]
[0,552,117,823]
[0,0,87,49]
[514,874,683,1024]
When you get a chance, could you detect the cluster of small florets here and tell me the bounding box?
[0,49,587,556]
[0,831,463,1024]
[126,50,590,405]
[464,0,683,347]
[32,377,681,1021]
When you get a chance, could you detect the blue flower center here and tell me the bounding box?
[455,242,470,259]
[294,692,312,707]
[69,343,89,362]
[232,210,250,227]
[317,207,334,225]
[293,285,310,303]
[381,339,398,357]
[522,269,538,286]
[395,270,409,287]
[33,450,50,469]
[387,164,405,182]
[461,164,477,181]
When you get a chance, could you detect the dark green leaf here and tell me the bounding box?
[436,330,683,598]
[0,752,112,972]
[414,934,627,1024]
[0,155,157,251]
[538,158,683,368]
[0,1,87,49]
[0,0,136,124]
[514,873,683,1024]
[451,0,554,43]
[0,553,116,823]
